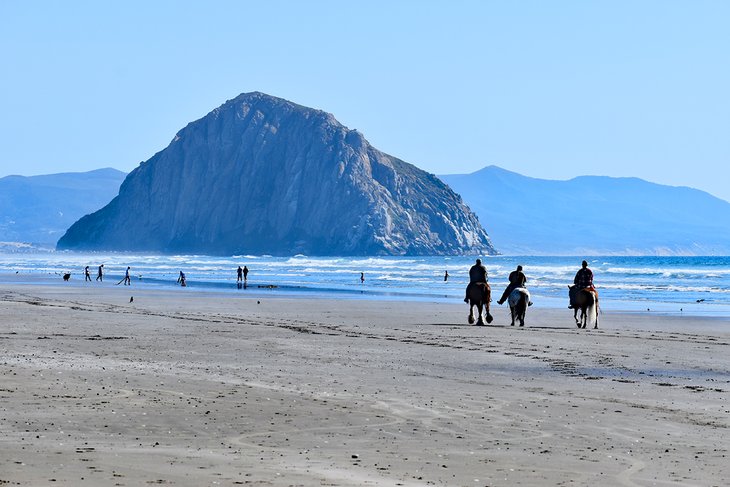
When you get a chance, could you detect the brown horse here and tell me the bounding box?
[467,283,493,326]
[568,285,599,329]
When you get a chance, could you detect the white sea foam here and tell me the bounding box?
[1,252,728,312]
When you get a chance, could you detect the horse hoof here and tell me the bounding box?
[476,321,485,327]
[468,315,475,325]
[486,313,494,324]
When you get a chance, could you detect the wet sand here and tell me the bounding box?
[0,280,728,486]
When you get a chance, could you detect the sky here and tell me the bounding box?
[1,1,729,201]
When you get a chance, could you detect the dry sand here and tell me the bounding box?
[0,280,728,486]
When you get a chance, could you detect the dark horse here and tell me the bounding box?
[569,285,599,329]
[508,287,530,327]
[467,283,493,326]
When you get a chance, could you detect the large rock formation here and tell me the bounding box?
[58,92,495,256]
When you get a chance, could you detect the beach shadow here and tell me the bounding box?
[525,325,579,330]
[421,322,512,328]
[419,323,579,330]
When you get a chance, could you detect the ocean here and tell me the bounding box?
[1,252,729,317]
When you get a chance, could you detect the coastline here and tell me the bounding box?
[1,281,728,486]
[2,269,729,320]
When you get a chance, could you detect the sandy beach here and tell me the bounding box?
[0,279,728,486]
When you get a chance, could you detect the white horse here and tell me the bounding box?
[508,287,530,327]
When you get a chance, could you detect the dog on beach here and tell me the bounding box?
[63,273,71,281]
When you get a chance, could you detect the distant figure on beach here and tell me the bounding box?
[237,266,243,282]
[96,264,104,282]
[243,266,249,281]
[497,265,531,306]
[444,270,449,282]
[123,266,131,286]
[360,272,365,283]
[177,271,186,287]
[569,260,595,309]
[464,258,488,303]
[84,266,91,282]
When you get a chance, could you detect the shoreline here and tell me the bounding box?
[2,271,729,320]
[1,282,729,485]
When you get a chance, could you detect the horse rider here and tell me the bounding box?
[497,265,532,306]
[570,260,595,308]
[464,258,488,303]
[574,260,594,289]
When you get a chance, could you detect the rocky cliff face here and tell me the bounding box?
[58,92,495,255]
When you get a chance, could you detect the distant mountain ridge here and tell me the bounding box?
[441,166,730,255]
[58,92,495,256]
[0,168,126,246]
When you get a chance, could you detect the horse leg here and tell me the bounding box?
[485,289,493,324]
[574,308,581,328]
[468,303,475,325]
[510,306,515,326]
[581,307,587,329]
[477,302,485,326]
[594,301,599,329]
[520,298,527,326]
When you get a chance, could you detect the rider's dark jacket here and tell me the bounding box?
[508,270,527,287]
[574,268,594,288]
[469,264,488,283]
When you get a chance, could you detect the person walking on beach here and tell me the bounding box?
[464,258,488,303]
[237,266,243,283]
[243,266,249,281]
[444,270,449,282]
[84,266,91,282]
[96,264,104,282]
[123,266,131,286]
[177,271,186,287]
[497,265,532,306]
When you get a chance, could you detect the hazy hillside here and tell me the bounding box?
[441,166,730,255]
[0,168,126,245]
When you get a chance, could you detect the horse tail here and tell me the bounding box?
[587,291,598,326]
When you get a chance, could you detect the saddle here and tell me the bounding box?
[569,285,597,307]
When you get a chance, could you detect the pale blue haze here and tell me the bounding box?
[1,1,729,200]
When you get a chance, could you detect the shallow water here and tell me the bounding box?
[1,252,729,317]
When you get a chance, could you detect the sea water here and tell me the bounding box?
[1,252,729,317]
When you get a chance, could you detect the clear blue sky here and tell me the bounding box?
[1,1,729,201]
